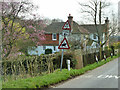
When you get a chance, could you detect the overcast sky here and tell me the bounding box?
[30,0,119,23]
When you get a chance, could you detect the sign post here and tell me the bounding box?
[58,36,70,71]
[58,20,71,71]
[60,49,64,71]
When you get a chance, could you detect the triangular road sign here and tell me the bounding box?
[62,20,71,30]
[58,38,70,49]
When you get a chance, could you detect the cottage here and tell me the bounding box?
[28,14,89,55]
[28,15,109,55]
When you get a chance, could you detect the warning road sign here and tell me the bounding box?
[58,38,70,49]
[62,20,71,30]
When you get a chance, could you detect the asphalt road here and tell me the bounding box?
[53,57,119,88]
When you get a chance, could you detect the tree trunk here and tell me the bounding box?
[99,1,102,60]
[99,45,102,60]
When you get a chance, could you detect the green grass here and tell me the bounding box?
[0,79,2,89]
[2,55,119,88]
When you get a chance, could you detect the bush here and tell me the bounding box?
[113,42,120,49]
[53,51,77,69]
[1,54,57,79]
[45,49,52,54]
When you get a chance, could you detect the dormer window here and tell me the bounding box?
[52,33,57,40]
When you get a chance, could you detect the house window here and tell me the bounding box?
[43,46,46,50]
[52,33,57,40]
[93,34,96,39]
[53,46,56,51]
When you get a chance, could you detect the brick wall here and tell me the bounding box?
[41,34,59,46]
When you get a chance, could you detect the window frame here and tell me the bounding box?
[52,33,57,40]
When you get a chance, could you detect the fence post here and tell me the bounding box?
[39,56,43,74]
[111,52,113,58]
[47,55,50,73]
[95,55,99,63]
[50,55,54,73]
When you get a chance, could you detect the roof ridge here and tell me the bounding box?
[80,24,105,26]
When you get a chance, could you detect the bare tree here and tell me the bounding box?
[108,11,118,45]
[109,11,118,36]
[78,0,111,60]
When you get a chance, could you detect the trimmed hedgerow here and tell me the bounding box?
[2,55,119,88]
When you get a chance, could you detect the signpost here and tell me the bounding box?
[58,20,71,71]
[60,49,64,71]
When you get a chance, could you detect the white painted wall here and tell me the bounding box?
[89,33,106,49]
[90,33,98,41]
[28,32,106,56]
[59,33,81,44]
[28,46,60,55]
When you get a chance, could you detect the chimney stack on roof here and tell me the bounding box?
[105,17,109,24]
[68,14,73,30]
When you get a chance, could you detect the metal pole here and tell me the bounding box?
[60,49,64,71]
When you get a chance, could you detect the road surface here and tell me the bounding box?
[52,57,119,88]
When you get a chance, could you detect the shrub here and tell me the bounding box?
[113,42,120,49]
[45,49,52,54]
[53,51,77,69]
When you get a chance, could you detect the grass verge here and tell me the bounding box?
[2,55,120,88]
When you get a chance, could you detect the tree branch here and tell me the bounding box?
[79,3,96,11]
[81,10,94,18]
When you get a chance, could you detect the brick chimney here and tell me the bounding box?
[105,17,109,24]
[68,14,73,31]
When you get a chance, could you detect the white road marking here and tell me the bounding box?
[97,75,103,78]
[78,75,119,79]
[114,75,120,79]
[97,75,119,79]
[78,75,93,79]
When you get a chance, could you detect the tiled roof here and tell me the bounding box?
[44,21,90,34]
[72,21,89,34]
[80,24,106,33]
[44,22,64,33]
